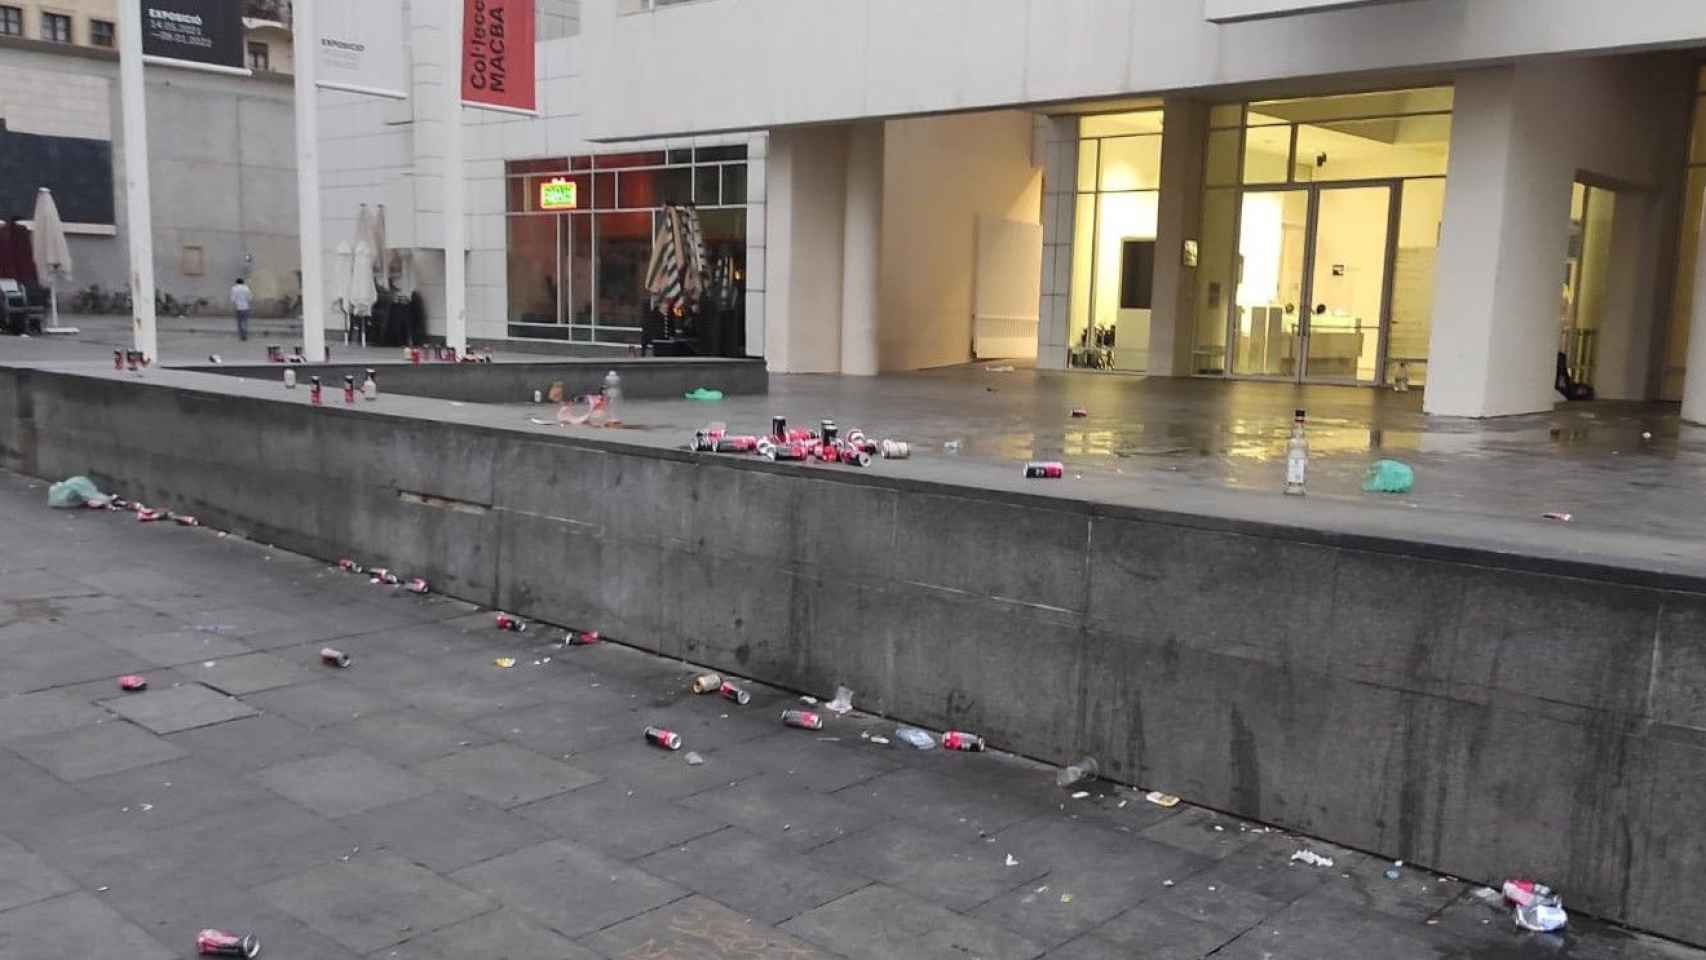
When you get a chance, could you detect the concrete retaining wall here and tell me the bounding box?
[183,357,767,405]
[2,365,1703,946]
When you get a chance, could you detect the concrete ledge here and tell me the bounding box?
[2,363,1703,946]
[182,357,767,404]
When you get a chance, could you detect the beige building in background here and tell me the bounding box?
[0,0,294,74]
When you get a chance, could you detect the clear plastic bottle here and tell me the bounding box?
[1284,409,1308,496]
[1057,756,1099,788]
[603,369,623,423]
[362,368,378,400]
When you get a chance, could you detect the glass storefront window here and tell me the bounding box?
[1071,110,1166,371]
[1081,111,1163,138]
[1069,194,1095,355]
[1098,136,1162,191]
[1243,126,1292,184]
[1077,140,1099,192]
[1294,114,1451,182]
[504,145,749,347]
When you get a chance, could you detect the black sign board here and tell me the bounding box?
[140,0,245,71]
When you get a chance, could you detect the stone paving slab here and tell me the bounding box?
[99,682,257,734]
[1,468,1704,960]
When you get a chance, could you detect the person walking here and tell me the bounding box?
[230,277,253,342]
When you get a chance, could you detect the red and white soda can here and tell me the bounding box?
[1023,461,1065,479]
[714,435,760,454]
[137,508,167,523]
[337,558,364,574]
[838,446,872,468]
[764,440,809,462]
[406,578,430,595]
[113,350,124,370]
[495,613,527,632]
[171,513,200,527]
[371,570,401,586]
[196,929,261,958]
[564,629,600,646]
[942,731,986,752]
[320,647,351,668]
[117,675,148,692]
[780,709,824,730]
[1502,879,1553,908]
[719,681,752,705]
[644,726,683,751]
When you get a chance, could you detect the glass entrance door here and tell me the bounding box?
[1303,185,1394,383]
[1228,184,1396,383]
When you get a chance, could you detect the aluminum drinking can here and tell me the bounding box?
[337,558,364,574]
[690,672,722,694]
[117,674,148,692]
[838,446,872,468]
[942,731,986,752]
[820,420,838,444]
[113,350,123,370]
[766,441,809,462]
[719,681,752,705]
[196,929,261,958]
[137,508,167,523]
[644,726,683,751]
[785,427,818,443]
[1023,461,1065,479]
[371,571,400,586]
[564,629,600,646]
[320,647,351,668]
[771,415,787,440]
[495,612,527,632]
[310,376,322,405]
[172,513,200,526]
[780,708,824,730]
[714,435,760,453]
[406,577,430,595]
[343,375,356,404]
[881,439,911,460]
[125,350,139,371]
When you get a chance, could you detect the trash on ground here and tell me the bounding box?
[137,508,168,523]
[564,629,600,646]
[1473,887,1503,903]
[1056,757,1099,788]
[1362,460,1415,494]
[171,513,200,527]
[895,727,935,750]
[942,731,986,752]
[944,440,962,454]
[1070,408,1088,418]
[495,613,527,632]
[645,726,683,751]
[1290,849,1335,868]
[1515,900,1569,932]
[1145,791,1181,808]
[493,657,517,669]
[320,647,351,668]
[684,751,705,766]
[691,672,723,694]
[117,675,148,692]
[800,695,818,705]
[718,681,751,705]
[1384,863,1403,880]
[1060,894,1074,903]
[685,388,724,401]
[1024,461,1065,479]
[1005,854,1019,867]
[781,709,825,730]
[196,929,260,958]
[406,578,430,595]
[337,558,364,574]
[48,476,111,509]
[825,686,854,715]
[1071,791,1090,799]
[1162,879,1175,887]
[869,735,890,745]
[984,365,1015,373]
[1542,512,1573,523]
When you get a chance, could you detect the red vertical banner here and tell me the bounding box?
[462,0,535,114]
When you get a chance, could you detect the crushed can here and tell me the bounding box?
[718,681,752,705]
[784,427,818,443]
[320,647,351,668]
[495,613,527,632]
[196,929,261,958]
[714,435,761,454]
[942,731,986,752]
[337,558,364,574]
[780,708,824,730]
[880,440,911,460]
[137,508,168,523]
[838,445,872,468]
[644,726,683,751]
[171,513,200,527]
[117,674,148,692]
[1023,461,1065,479]
[370,570,401,586]
[564,629,600,646]
[690,672,722,694]
[845,429,879,455]
[405,577,430,595]
[763,440,809,462]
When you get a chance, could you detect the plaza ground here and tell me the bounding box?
[0,458,1701,958]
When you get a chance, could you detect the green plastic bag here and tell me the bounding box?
[47,476,109,509]
[1362,460,1414,494]
[684,388,724,401]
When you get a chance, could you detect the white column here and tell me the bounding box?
[1682,185,1706,424]
[839,122,883,376]
[117,1,157,362]
[293,0,326,362]
[443,0,468,354]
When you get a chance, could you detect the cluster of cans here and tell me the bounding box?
[112,349,153,371]
[492,612,602,648]
[690,417,911,468]
[336,558,430,595]
[85,494,201,527]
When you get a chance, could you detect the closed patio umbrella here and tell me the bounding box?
[31,188,75,332]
